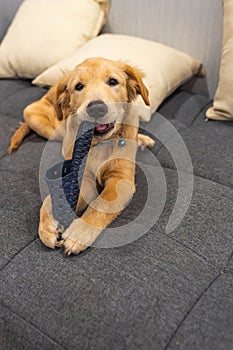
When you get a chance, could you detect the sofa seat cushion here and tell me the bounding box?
[0,83,232,348]
[0,132,47,268]
[166,273,233,350]
[0,79,46,120]
[0,170,40,269]
[157,90,210,127]
[0,234,218,349]
[134,90,233,189]
[1,167,233,349]
[155,106,233,188]
[0,114,19,158]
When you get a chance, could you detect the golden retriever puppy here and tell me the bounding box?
[9,58,155,254]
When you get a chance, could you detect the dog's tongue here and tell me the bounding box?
[95,124,109,132]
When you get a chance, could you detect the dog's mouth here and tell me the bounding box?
[94,122,115,136]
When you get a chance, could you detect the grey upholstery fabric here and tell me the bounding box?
[0,134,46,268]
[158,90,209,127]
[0,81,232,350]
[155,112,233,188]
[154,171,233,269]
[138,95,233,189]
[0,211,219,349]
[0,0,23,42]
[227,255,233,272]
[167,273,233,350]
[0,169,232,349]
[0,79,46,120]
[0,114,19,158]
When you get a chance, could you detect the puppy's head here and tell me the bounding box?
[55,57,150,139]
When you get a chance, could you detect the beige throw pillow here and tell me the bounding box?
[33,34,203,116]
[0,0,109,79]
[206,0,233,121]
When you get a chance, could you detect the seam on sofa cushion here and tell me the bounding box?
[0,225,217,275]
[0,238,39,272]
[164,234,215,268]
[0,302,66,350]
[173,96,211,128]
[0,155,231,273]
[188,101,212,126]
[156,133,233,190]
[164,271,222,350]
[224,251,233,273]
[0,166,226,274]
[153,206,232,273]
[159,163,233,193]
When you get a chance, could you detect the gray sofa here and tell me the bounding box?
[0,1,233,350]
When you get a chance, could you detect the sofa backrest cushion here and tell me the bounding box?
[32,33,203,121]
[0,0,109,79]
[206,0,233,121]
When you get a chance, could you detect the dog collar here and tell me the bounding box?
[118,139,126,147]
[95,138,126,147]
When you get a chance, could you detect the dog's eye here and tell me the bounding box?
[107,78,119,87]
[75,83,84,91]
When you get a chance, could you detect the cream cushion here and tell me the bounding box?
[0,0,109,79]
[206,0,233,120]
[33,34,203,115]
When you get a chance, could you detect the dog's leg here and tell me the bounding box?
[23,103,64,140]
[9,102,64,153]
[8,122,31,154]
[39,195,64,249]
[63,177,135,255]
[75,175,99,215]
[38,174,98,250]
[138,133,155,150]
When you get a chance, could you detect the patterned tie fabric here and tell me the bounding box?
[45,122,95,228]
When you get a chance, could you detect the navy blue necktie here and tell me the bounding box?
[45,122,94,228]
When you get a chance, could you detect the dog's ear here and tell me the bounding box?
[124,65,150,106]
[53,72,71,120]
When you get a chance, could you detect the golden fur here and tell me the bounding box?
[9,58,155,254]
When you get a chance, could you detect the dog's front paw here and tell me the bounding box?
[138,134,155,150]
[62,219,101,255]
[39,195,64,249]
[39,222,64,249]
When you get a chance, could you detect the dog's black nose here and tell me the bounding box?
[86,100,108,119]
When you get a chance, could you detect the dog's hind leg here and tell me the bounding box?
[23,102,64,141]
[8,122,31,154]
[8,102,64,154]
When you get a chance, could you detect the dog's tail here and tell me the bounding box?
[8,122,31,154]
